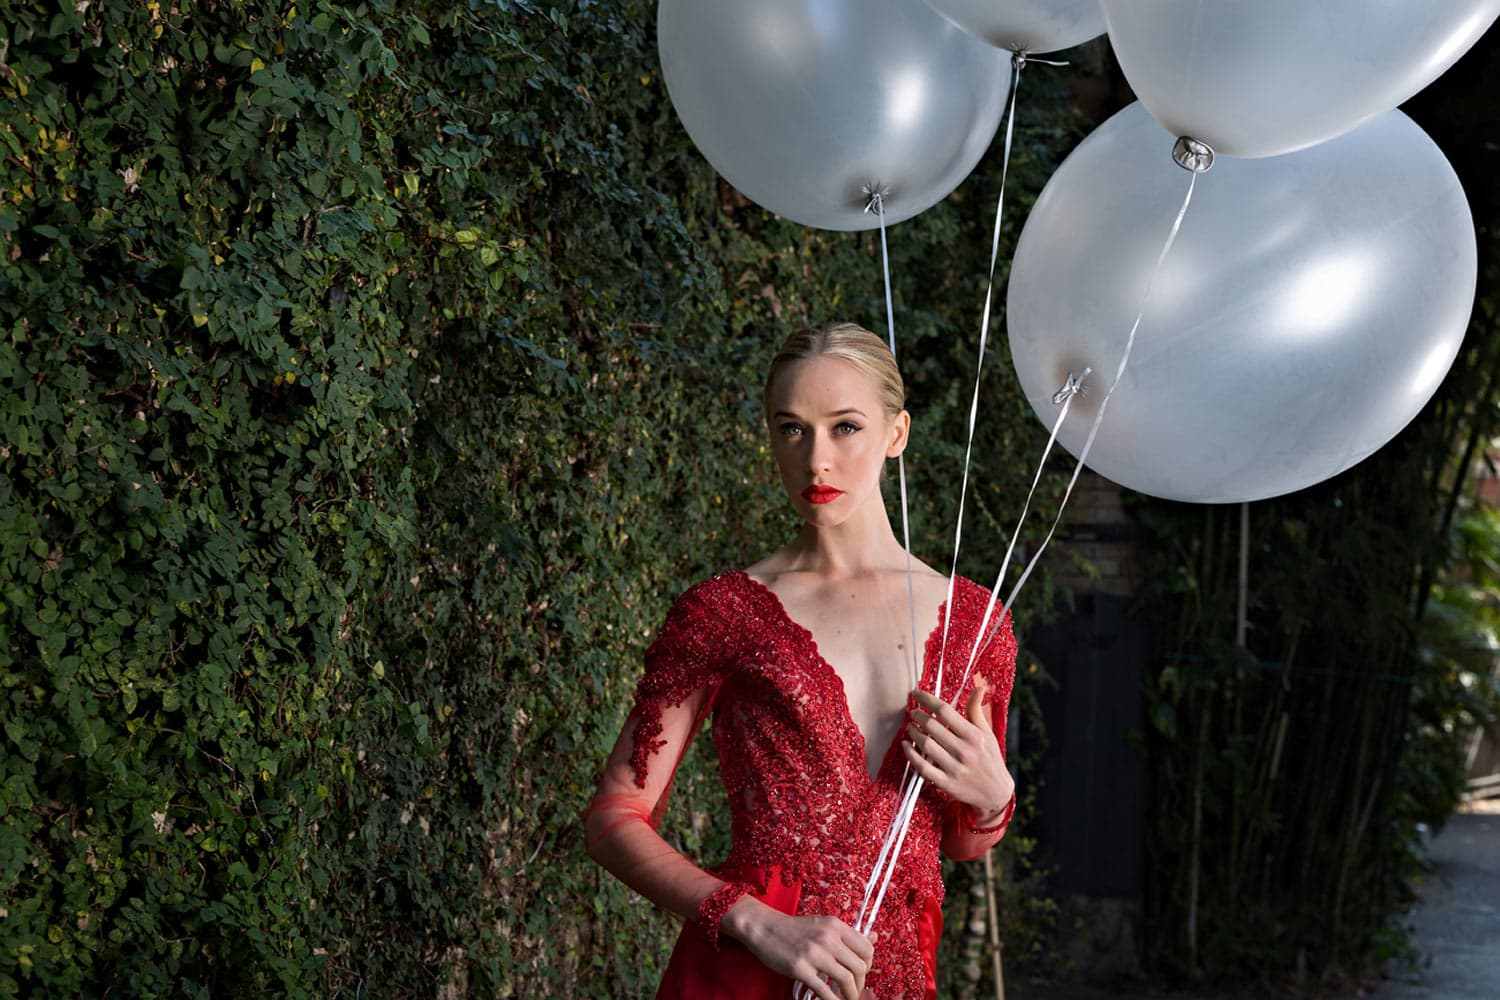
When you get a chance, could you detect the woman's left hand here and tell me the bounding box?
[902,678,1014,822]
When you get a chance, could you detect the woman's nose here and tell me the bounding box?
[806,432,833,472]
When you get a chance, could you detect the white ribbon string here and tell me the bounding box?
[868,187,923,689]
[853,155,1202,965]
[968,166,1202,674]
[931,51,1027,704]
[855,771,917,926]
[856,385,1078,936]
[792,188,921,1000]
[860,775,920,934]
[855,50,1036,950]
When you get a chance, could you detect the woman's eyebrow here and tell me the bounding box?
[771,407,868,419]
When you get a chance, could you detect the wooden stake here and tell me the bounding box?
[983,848,1005,1000]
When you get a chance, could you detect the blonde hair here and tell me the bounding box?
[764,322,906,419]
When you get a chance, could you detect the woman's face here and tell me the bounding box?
[765,356,909,526]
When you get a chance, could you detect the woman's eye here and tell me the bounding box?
[835,421,862,435]
[778,422,804,438]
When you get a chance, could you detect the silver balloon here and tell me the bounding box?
[1100,0,1500,158]
[1006,104,1476,504]
[926,0,1106,54]
[657,0,1010,231]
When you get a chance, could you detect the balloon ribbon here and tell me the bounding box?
[866,186,922,692]
[968,160,1204,670]
[858,132,1206,955]
[855,49,1040,947]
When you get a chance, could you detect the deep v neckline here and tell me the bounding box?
[735,570,951,786]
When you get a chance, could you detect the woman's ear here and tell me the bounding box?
[886,409,911,459]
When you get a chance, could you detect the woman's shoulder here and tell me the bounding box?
[950,573,994,601]
[951,575,1019,665]
[646,572,759,660]
[947,573,1010,625]
[663,569,761,618]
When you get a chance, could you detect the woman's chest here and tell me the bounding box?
[771,583,945,771]
[709,635,917,789]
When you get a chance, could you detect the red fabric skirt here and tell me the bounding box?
[656,867,941,1000]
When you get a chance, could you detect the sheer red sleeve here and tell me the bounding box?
[942,606,1019,862]
[583,581,748,944]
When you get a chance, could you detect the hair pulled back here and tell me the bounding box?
[763,322,906,419]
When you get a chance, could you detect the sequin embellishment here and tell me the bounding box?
[626,571,1017,1000]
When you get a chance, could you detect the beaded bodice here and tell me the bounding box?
[626,571,1016,999]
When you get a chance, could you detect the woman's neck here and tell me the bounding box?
[782,495,907,577]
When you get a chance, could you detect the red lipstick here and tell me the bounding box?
[802,485,843,505]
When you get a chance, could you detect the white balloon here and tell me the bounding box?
[657,0,1010,231]
[926,0,1106,54]
[1006,104,1476,503]
[1100,0,1500,158]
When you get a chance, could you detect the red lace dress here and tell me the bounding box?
[586,570,1017,1000]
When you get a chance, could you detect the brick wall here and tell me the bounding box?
[1050,470,1141,597]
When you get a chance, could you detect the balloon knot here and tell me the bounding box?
[1052,367,1092,405]
[1011,50,1068,70]
[862,183,892,215]
[1172,136,1215,173]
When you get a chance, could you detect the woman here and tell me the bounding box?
[585,322,1018,999]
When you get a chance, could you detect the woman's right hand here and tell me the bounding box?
[722,896,877,999]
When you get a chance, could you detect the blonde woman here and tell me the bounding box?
[586,323,1018,999]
